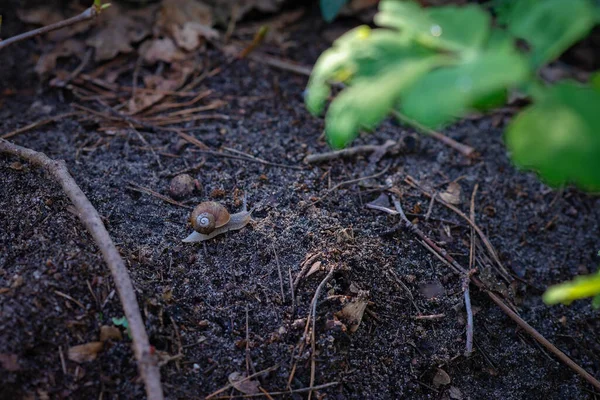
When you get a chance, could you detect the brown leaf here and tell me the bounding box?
[35,39,86,76]
[86,4,150,62]
[0,353,20,371]
[433,368,451,387]
[228,371,260,394]
[99,326,123,342]
[67,342,103,363]
[140,38,186,64]
[335,291,369,333]
[439,182,462,205]
[127,70,189,114]
[305,261,322,278]
[173,22,219,51]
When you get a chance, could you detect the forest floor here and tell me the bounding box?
[1,2,600,399]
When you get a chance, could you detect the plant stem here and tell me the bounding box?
[0,3,110,51]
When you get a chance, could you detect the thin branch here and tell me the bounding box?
[304,140,397,164]
[0,139,164,400]
[0,4,107,51]
[464,284,473,356]
[387,192,600,391]
[1,112,81,140]
[211,382,340,399]
[305,163,391,209]
[392,111,476,158]
[309,265,336,400]
[205,365,280,399]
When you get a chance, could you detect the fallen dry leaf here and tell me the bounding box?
[127,66,192,113]
[140,38,186,64]
[86,4,150,62]
[157,0,218,51]
[173,22,219,51]
[67,342,103,363]
[335,290,369,333]
[305,261,322,278]
[100,325,123,342]
[439,182,462,205]
[35,39,86,76]
[433,368,451,387]
[228,371,260,394]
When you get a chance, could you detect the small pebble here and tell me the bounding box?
[169,174,200,199]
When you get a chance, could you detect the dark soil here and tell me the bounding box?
[1,5,600,400]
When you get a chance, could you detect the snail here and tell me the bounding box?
[182,198,252,243]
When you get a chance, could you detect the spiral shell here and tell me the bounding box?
[190,202,230,234]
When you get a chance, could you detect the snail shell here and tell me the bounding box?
[183,199,252,243]
[190,201,230,234]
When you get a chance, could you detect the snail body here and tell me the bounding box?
[182,199,251,243]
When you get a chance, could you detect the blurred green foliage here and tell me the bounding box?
[306,0,600,191]
[544,268,600,307]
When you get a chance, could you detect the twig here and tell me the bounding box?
[211,382,340,399]
[126,182,192,209]
[414,313,445,320]
[481,287,600,391]
[0,139,164,400]
[465,184,478,356]
[54,290,85,310]
[223,147,304,170]
[392,111,476,158]
[0,4,107,51]
[387,192,600,391]
[391,196,468,276]
[205,365,279,399]
[405,175,512,282]
[304,140,397,164]
[247,53,313,76]
[464,284,473,356]
[162,159,206,178]
[305,164,390,209]
[273,245,286,302]
[309,265,336,400]
[197,148,303,170]
[1,112,81,140]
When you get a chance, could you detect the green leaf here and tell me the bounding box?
[305,26,443,117]
[112,316,132,339]
[504,0,596,68]
[375,1,491,52]
[320,0,349,23]
[543,272,600,305]
[325,57,443,148]
[505,82,600,191]
[400,43,528,127]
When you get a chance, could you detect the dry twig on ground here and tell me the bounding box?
[0,138,164,400]
[0,3,108,51]
[387,192,600,391]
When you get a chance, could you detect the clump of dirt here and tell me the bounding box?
[1,3,600,400]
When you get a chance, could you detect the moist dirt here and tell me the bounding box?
[1,4,600,400]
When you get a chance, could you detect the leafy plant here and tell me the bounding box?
[306,0,600,191]
[544,268,600,307]
[112,316,132,339]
